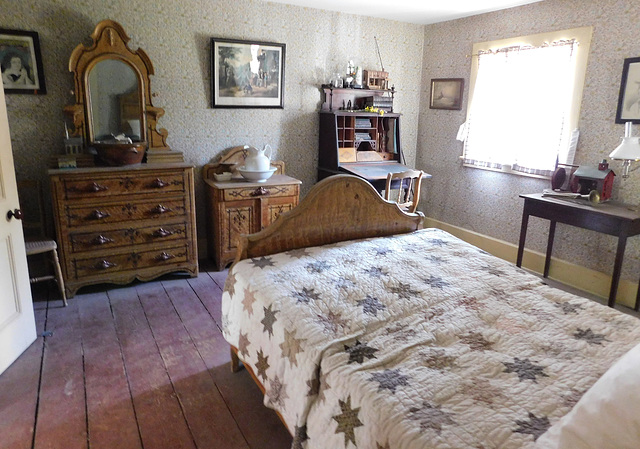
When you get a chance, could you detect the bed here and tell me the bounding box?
[221,174,640,449]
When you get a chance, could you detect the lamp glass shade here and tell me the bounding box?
[609,136,640,161]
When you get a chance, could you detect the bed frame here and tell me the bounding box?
[228,174,424,427]
[233,174,424,262]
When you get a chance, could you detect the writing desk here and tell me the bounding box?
[341,162,432,191]
[516,193,640,309]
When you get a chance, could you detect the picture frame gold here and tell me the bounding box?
[429,78,463,110]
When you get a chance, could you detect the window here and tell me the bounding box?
[462,27,592,177]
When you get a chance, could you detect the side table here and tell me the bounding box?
[516,193,640,309]
[205,174,301,271]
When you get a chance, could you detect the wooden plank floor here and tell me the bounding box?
[0,262,292,449]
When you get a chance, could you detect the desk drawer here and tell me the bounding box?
[64,197,187,228]
[71,244,190,280]
[69,222,188,253]
[61,171,187,200]
[223,184,298,201]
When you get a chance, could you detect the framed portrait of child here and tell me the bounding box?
[0,28,46,95]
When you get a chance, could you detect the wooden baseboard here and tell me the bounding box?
[424,217,638,309]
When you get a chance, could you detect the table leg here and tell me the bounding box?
[544,221,556,278]
[609,233,628,308]
[516,210,529,268]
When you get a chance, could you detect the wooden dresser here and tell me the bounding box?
[49,163,198,297]
[203,146,301,270]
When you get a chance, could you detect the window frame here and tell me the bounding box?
[463,26,593,178]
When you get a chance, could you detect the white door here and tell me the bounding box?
[0,86,36,375]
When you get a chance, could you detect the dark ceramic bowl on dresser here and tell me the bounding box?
[93,141,147,166]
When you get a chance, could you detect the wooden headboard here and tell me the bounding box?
[234,174,424,261]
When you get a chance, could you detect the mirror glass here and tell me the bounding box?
[88,59,142,142]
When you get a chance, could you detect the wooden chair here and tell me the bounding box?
[17,180,68,306]
[384,169,424,213]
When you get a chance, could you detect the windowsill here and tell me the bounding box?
[462,162,551,180]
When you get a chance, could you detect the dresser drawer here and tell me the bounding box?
[61,171,187,200]
[223,183,298,201]
[71,244,190,280]
[64,197,188,228]
[69,222,189,253]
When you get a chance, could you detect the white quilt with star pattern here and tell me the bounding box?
[222,228,640,449]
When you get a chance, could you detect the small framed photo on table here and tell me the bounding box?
[210,37,285,108]
[0,28,46,94]
[615,57,640,124]
[429,78,464,110]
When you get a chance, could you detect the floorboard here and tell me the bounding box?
[0,308,44,449]
[78,292,141,449]
[135,281,249,449]
[165,277,291,448]
[0,266,293,449]
[34,298,87,449]
[109,284,193,449]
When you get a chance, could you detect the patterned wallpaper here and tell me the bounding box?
[418,0,640,281]
[1,0,424,253]
[5,0,639,283]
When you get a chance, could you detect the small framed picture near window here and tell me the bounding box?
[429,78,464,110]
[211,37,285,108]
[616,57,640,124]
[0,28,46,94]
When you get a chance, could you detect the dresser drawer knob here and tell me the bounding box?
[156,251,175,261]
[88,182,109,192]
[69,182,109,193]
[92,235,115,245]
[153,228,174,238]
[95,260,117,269]
[151,178,169,188]
[88,209,111,220]
[151,204,172,214]
[250,187,269,197]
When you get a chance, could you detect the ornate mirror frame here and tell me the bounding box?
[64,20,171,154]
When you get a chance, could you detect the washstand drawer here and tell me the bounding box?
[69,222,189,253]
[61,171,187,200]
[223,183,299,201]
[71,244,190,279]
[64,197,188,228]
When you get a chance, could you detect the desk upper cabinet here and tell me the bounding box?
[318,86,403,181]
[319,111,403,180]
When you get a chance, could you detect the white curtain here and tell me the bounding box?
[463,40,577,176]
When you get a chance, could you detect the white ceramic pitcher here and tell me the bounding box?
[245,144,272,171]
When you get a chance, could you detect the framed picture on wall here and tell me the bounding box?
[615,57,640,124]
[429,78,464,110]
[210,37,285,108]
[0,28,46,94]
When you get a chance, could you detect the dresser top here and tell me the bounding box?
[204,174,301,189]
[48,162,194,175]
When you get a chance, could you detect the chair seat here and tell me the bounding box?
[25,238,58,256]
[18,179,68,306]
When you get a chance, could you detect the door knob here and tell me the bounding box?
[7,209,23,220]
